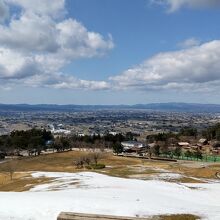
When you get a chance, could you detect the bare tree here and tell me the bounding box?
[73,155,92,169]
[73,157,84,169]
[82,155,92,166]
[3,160,18,181]
[90,152,102,165]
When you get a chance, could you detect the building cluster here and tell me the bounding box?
[119,138,220,157]
[177,139,220,155]
[0,110,220,137]
[0,109,220,158]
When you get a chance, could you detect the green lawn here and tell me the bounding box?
[160,154,220,162]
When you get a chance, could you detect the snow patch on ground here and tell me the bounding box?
[153,172,183,180]
[0,171,219,220]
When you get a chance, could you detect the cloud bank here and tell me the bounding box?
[178,38,201,49]
[0,0,113,90]
[1,0,220,97]
[111,40,220,93]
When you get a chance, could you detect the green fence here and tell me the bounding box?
[159,154,220,162]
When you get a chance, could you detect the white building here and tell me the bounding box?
[121,141,145,151]
[49,124,71,135]
[109,131,118,136]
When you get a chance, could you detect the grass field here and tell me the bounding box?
[0,150,219,192]
[0,150,219,220]
[0,151,142,191]
[162,154,220,163]
[152,214,200,220]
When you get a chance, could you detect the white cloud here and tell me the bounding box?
[110,40,220,93]
[0,0,9,22]
[178,38,201,48]
[0,11,114,56]
[22,73,110,90]
[56,19,114,59]
[0,47,42,79]
[6,0,66,17]
[0,0,114,90]
[51,79,110,90]
[0,12,59,53]
[152,0,220,12]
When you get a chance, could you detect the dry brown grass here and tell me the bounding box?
[102,155,142,166]
[152,214,200,220]
[0,172,26,185]
[0,150,219,191]
[177,177,205,183]
[58,212,200,220]
[0,151,144,191]
[0,151,142,173]
[0,172,52,191]
[171,164,219,179]
[101,158,220,182]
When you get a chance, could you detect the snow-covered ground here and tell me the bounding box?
[0,171,220,220]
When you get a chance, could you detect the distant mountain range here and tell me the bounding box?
[0,103,220,113]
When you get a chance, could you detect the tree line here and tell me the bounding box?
[0,123,220,159]
[144,124,220,160]
[146,124,220,144]
[0,129,53,156]
[0,129,138,157]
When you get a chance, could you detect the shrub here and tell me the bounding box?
[90,163,106,169]
[73,152,105,169]
[85,165,92,170]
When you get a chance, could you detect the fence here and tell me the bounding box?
[159,154,220,162]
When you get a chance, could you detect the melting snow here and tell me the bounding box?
[0,171,219,220]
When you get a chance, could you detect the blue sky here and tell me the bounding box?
[0,0,220,104]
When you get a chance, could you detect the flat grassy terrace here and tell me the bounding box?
[0,150,219,192]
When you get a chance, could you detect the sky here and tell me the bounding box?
[0,0,220,104]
